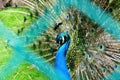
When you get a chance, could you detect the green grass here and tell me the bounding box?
[0,7,49,80]
[0,38,13,68]
[0,7,35,34]
[7,62,49,80]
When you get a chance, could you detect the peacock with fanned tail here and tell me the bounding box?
[3,0,120,80]
[24,0,120,80]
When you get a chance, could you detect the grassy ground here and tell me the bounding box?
[0,38,13,68]
[0,7,35,34]
[7,62,49,80]
[0,7,49,80]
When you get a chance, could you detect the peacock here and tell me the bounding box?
[55,32,71,80]
[0,0,120,80]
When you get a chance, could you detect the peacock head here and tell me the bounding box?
[56,32,70,46]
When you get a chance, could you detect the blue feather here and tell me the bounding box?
[55,32,71,80]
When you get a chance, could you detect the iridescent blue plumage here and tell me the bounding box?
[55,32,71,80]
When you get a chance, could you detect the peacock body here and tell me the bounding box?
[0,0,120,80]
[55,32,71,80]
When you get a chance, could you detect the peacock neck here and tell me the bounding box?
[55,40,70,80]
